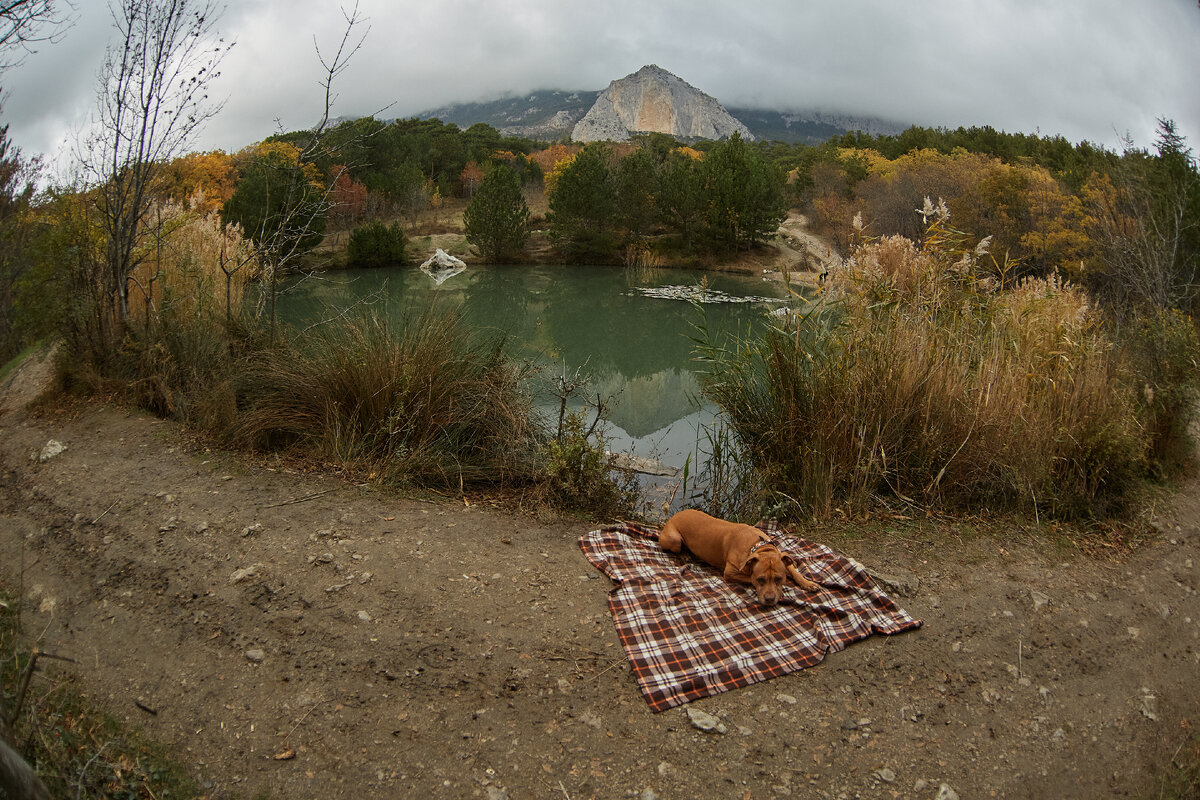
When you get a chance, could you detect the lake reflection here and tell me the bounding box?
[274,263,799,474]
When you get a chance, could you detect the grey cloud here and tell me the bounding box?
[3,0,1198,164]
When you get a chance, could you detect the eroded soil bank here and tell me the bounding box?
[1,350,1198,799]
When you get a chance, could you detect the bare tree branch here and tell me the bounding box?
[81,0,232,335]
[0,0,74,72]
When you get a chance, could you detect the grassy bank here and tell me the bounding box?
[697,219,1200,521]
[53,289,634,518]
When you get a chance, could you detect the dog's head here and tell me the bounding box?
[746,546,789,606]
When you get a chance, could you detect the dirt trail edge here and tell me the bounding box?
[1,362,1198,799]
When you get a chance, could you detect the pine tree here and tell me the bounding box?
[700,133,788,250]
[464,165,530,263]
[547,143,618,262]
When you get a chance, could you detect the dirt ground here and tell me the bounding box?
[1,341,1199,800]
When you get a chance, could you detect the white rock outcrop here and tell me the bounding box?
[419,249,466,285]
[572,64,752,143]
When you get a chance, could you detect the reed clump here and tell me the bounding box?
[231,309,541,488]
[698,211,1170,520]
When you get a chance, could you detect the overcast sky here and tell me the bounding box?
[4,0,1199,168]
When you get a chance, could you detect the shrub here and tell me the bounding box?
[540,407,638,517]
[346,221,407,268]
[1118,306,1200,475]
[698,211,1149,520]
[230,309,540,488]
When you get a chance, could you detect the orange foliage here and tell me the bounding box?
[159,151,236,212]
[460,160,485,198]
[813,147,1093,276]
[542,153,577,195]
[328,166,369,230]
[528,144,580,175]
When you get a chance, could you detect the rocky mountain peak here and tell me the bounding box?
[571,65,753,143]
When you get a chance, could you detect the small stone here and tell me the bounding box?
[857,717,872,727]
[245,648,265,663]
[874,768,896,783]
[865,567,920,597]
[229,565,260,585]
[35,440,66,462]
[640,789,659,800]
[356,610,372,623]
[1052,727,1066,740]
[485,787,507,800]
[914,779,929,792]
[158,516,178,532]
[1140,694,1159,721]
[776,693,797,705]
[841,718,859,730]
[936,784,959,800]
[1030,590,1050,611]
[194,521,209,534]
[241,523,263,537]
[656,762,673,777]
[686,707,727,734]
[578,711,602,730]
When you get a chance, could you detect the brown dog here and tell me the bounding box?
[658,509,820,605]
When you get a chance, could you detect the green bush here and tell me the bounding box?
[346,221,407,268]
[541,408,637,517]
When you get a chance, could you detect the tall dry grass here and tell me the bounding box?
[699,214,1149,519]
[128,199,258,327]
[230,309,541,488]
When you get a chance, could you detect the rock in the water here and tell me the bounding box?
[419,249,467,284]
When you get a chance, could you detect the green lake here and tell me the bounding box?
[274,263,802,492]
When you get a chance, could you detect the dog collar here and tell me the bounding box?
[748,538,773,556]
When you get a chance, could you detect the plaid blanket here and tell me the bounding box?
[579,521,922,712]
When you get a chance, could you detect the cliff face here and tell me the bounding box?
[571,65,753,143]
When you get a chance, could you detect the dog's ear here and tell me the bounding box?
[731,554,759,581]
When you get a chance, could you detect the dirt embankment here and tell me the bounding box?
[1,347,1198,800]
